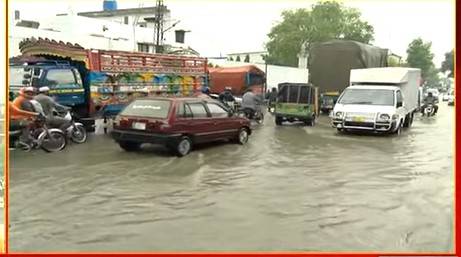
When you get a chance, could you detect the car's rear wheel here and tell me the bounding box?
[235,127,249,145]
[119,141,141,152]
[175,136,192,157]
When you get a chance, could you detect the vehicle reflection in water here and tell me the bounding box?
[9,104,454,252]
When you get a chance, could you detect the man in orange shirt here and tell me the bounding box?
[10,87,40,148]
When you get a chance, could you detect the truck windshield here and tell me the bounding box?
[121,99,171,119]
[9,66,26,86]
[338,88,394,106]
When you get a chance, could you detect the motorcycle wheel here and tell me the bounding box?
[255,112,264,124]
[71,124,88,144]
[41,130,67,152]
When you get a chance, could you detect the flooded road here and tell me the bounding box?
[9,104,454,252]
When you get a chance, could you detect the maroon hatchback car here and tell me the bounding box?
[111,97,252,156]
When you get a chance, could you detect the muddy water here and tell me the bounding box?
[9,104,454,252]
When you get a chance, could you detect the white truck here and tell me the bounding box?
[331,68,421,134]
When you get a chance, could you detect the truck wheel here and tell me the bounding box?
[275,116,283,126]
[119,141,141,152]
[305,115,316,126]
[403,113,413,128]
[393,121,402,135]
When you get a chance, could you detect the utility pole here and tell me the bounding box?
[154,0,164,54]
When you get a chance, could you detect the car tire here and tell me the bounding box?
[119,141,141,152]
[233,127,249,145]
[175,136,192,157]
[275,116,283,126]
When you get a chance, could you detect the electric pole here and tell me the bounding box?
[154,0,164,54]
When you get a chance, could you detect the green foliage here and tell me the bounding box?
[229,57,234,61]
[441,50,454,78]
[265,1,375,67]
[235,56,241,62]
[406,38,435,82]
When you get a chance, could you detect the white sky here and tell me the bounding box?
[6,0,455,67]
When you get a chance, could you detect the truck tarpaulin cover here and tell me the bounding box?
[209,65,265,95]
[309,40,388,93]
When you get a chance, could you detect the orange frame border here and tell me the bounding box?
[3,0,459,256]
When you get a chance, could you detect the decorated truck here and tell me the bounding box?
[9,38,208,129]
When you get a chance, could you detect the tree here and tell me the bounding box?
[229,57,234,61]
[441,50,454,78]
[235,55,241,62]
[406,38,435,82]
[265,1,374,67]
[244,54,250,63]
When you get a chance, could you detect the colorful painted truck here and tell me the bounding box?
[9,38,208,129]
[308,40,388,114]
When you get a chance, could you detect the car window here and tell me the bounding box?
[206,103,228,118]
[121,99,171,119]
[176,103,193,118]
[396,90,403,105]
[188,103,209,118]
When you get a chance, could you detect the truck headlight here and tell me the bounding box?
[335,111,343,118]
[392,114,398,120]
[378,114,390,121]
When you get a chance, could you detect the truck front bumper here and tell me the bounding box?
[332,118,397,132]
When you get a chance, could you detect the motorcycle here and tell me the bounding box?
[9,115,67,152]
[422,103,436,116]
[55,108,88,144]
[240,106,264,124]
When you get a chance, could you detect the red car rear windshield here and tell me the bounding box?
[121,99,171,119]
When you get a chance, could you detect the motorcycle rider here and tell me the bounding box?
[10,87,41,147]
[242,88,262,119]
[34,86,70,128]
[421,92,438,114]
[218,87,236,108]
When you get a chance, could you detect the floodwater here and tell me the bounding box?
[9,104,455,252]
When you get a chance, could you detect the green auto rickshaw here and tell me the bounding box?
[274,83,319,126]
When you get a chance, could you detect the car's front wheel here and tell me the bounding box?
[174,136,192,157]
[119,141,141,152]
[234,127,249,145]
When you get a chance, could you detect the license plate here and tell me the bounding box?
[352,116,365,122]
[132,122,146,130]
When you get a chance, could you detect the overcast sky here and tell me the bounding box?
[8,0,455,67]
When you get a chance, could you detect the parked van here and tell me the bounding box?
[331,68,421,134]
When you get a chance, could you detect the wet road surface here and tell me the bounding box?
[9,104,455,252]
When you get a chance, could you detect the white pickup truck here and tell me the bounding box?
[331,68,421,134]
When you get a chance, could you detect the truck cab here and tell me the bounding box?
[331,85,405,133]
[10,61,86,107]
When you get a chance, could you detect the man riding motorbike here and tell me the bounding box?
[242,88,262,119]
[10,87,41,147]
[34,86,70,128]
[421,92,438,114]
[218,87,236,109]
